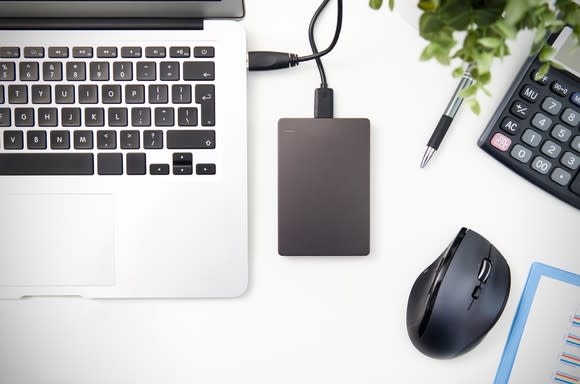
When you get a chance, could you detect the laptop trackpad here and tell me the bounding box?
[0,194,115,287]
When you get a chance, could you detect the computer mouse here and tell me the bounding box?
[406,228,511,359]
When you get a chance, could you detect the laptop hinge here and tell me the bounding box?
[0,18,204,30]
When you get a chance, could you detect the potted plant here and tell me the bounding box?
[370,0,580,114]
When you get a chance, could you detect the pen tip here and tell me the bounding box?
[420,147,436,168]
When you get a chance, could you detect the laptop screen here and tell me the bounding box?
[0,1,244,19]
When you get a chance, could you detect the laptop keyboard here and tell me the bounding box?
[0,45,217,176]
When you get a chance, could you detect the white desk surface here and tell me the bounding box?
[1,1,579,383]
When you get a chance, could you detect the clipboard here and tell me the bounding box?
[495,262,580,384]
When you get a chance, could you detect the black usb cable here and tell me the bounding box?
[248,0,343,118]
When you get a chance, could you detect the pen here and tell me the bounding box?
[420,65,474,168]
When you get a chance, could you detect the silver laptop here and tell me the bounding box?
[0,1,248,299]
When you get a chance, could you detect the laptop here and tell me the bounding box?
[0,1,248,299]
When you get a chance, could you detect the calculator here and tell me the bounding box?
[479,26,580,210]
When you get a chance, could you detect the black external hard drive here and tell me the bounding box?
[278,118,370,256]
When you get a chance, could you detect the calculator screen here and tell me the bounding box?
[552,26,580,79]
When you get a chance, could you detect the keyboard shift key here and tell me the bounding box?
[166,130,215,149]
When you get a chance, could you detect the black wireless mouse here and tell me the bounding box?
[406,228,511,359]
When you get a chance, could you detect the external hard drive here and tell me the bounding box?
[278,118,370,256]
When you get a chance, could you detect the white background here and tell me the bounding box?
[1,1,579,383]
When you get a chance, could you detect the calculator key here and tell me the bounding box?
[541,97,562,115]
[521,129,542,147]
[48,47,68,58]
[571,174,580,197]
[572,92,580,107]
[490,132,512,152]
[500,116,520,135]
[73,47,93,58]
[551,124,572,143]
[561,152,579,171]
[531,156,552,175]
[561,108,579,127]
[510,101,530,119]
[97,47,117,58]
[170,47,190,58]
[550,81,569,97]
[0,47,19,58]
[541,140,562,159]
[121,47,142,58]
[24,47,44,58]
[531,69,549,85]
[531,113,552,131]
[551,168,572,186]
[145,47,166,58]
[0,62,15,81]
[510,144,532,163]
[520,84,539,103]
[572,136,580,153]
[194,47,215,58]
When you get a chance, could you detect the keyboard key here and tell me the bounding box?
[196,163,216,175]
[170,47,190,58]
[97,47,117,58]
[178,107,197,126]
[510,144,532,163]
[113,62,133,81]
[3,131,23,149]
[32,85,51,104]
[121,47,142,58]
[0,85,3,103]
[160,62,179,81]
[48,47,68,58]
[551,124,572,143]
[66,62,86,81]
[561,152,579,171]
[149,85,168,104]
[108,108,128,126]
[102,85,122,103]
[500,116,520,135]
[572,92,580,107]
[572,136,580,153]
[541,140,562,159]
[172,84,191,104]
[150,164,169,175]
[0,153,94,175]
[15,108,34,126]
[174,165,193,175]
[570,174,580,197]
[73,47,93,58]
[531,156,552,175]
[126,85,145,104]
[43,62,62,81]
[98,153,123,175]
[24,47,44,58]
[85,108,105,127]
[0,108,10,126]
[167,130,215,149]
[561,108,579,127]
[127,153,146,175]
[520,84,539,103]
[510,100,530,119]
[97,130,117,149]
[541,96,562,115]
[155,107,174,126]
[0,62,15,81]
[194,46,215,58]
[79,84,98,104]
[551,168,572,186]
[55,85,74,103]
[50,130,70,150]
[184,62,215,81]
[90,62,110,81]
[38,108,58,127]
[521,129,541,147]
[551,81,569,97]
[19,62,39,81]
[195,84,215,126]
[8,85,28,103]
[143,130,163,149]
[531,112,552,131]
[27,130,46,149]
[173,153,192,165]
[145,47,166,58]
[74,130,93,149]
[120,130,140,149]
[61,108,81,127]
[131,107,151,127]
[0,47,19,58]
[490,132,511,152]
[136,62,156,81]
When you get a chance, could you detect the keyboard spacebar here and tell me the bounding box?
[0,154,94,175]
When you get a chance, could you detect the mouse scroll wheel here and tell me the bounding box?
[478,258,492,284]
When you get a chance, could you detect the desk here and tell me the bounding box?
[0,1,579,383]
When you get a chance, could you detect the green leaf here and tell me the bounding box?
[536,62,550,79]
[539,46,555,62]
[369,0,383,10]
[389,0,394,10]
[504,0,529,25]
[478,37,502,48]
[452,66,463,78]
[494,20,517,39]
[418,0,440,12]
[459,84,477,98]
[419,13,445,36]
[467,98,481,115]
